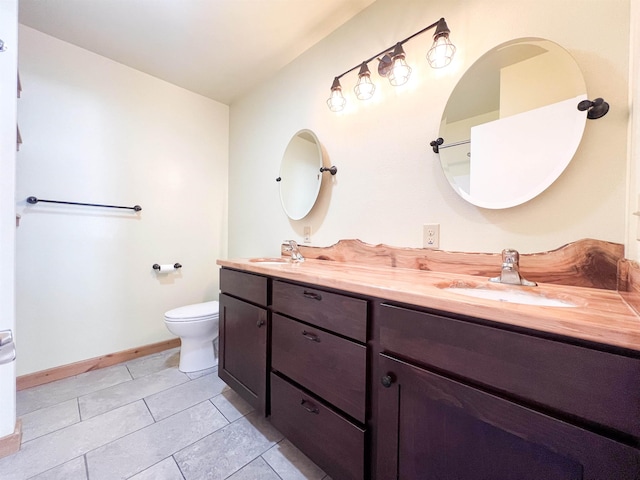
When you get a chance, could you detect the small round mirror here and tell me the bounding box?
[279,129,323,220]
[438,37,587,209]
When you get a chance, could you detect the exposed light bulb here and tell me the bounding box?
[427,19,456,68]
[427,34,456,68]
[388,56,412,86]
[388,43,412,86]
[354,62,376,100]
[326,77,346,112]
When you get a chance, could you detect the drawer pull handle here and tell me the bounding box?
[303,290,322,301]
[381,374,395,388]
[301,330,320,342]
[300,399,320,414]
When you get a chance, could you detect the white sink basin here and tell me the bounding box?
[248,257,290,265]
[442,286,577,308]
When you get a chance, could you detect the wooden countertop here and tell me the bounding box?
[217,257,640,353]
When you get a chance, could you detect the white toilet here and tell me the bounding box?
[164,300,220,373]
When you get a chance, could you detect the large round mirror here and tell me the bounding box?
[438,37,588,209]
[279,129,323,220]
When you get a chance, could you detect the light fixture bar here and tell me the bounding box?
[332,18,443,82]
[327,18,454,112]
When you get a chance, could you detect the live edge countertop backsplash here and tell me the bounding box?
[217,239,640,353]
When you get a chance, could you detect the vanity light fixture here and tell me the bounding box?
[326,17,455,112]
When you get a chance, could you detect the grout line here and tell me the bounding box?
[83,454,90,480]
[208,397,234,424]
[261,452,285,480]
[172,454,187,480]
[141,397,157,423]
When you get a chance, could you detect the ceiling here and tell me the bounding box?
[18,0,376,105]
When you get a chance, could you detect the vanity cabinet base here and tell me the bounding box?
[377,354,640,480]
[270,373,366,480]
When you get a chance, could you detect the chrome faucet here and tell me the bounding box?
[490,249,536,286]
[284,240,305,263]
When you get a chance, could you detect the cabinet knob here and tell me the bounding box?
[381,374,395,388]
[256,318,266,328]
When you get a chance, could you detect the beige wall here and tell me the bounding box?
[16,27,229,375]
[228,0,631,258]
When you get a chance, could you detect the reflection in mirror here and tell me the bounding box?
[438,38,588,209]
[279,129,323,220]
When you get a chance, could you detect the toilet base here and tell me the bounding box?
[178,337,218,373]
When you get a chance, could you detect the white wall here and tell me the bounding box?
[0,0,18,439]
[16,27,229,375]
[228,0,631,258]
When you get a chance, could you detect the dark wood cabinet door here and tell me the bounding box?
[376,354,640,480]
[218,293,267,415]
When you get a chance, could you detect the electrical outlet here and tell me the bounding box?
[303,226,312,243]
[423,224,440,249]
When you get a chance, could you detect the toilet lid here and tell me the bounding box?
[165,301,219,321]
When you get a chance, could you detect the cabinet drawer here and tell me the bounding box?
[272,280,368,342]
[380,303,640,441]
[220,268,268,306]
[272,313,367,422]
[270,373,365,480]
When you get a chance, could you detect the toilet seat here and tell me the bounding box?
[164,301,219,322]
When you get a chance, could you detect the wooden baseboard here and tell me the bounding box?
[0,420,22,459]
[16,338,181,391]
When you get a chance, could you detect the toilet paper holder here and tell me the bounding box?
[153,263,182,271]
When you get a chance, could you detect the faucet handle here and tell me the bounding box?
[282,240,297,250]
[283,240,304,262]
[502,249,519,264]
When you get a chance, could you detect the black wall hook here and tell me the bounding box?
[430,137,444,153]
[320,166,338,175]
[577,98,609,119]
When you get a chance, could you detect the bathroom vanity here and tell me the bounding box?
[217,241,640,480]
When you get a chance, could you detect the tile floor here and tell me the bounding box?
[0,348,331,480]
